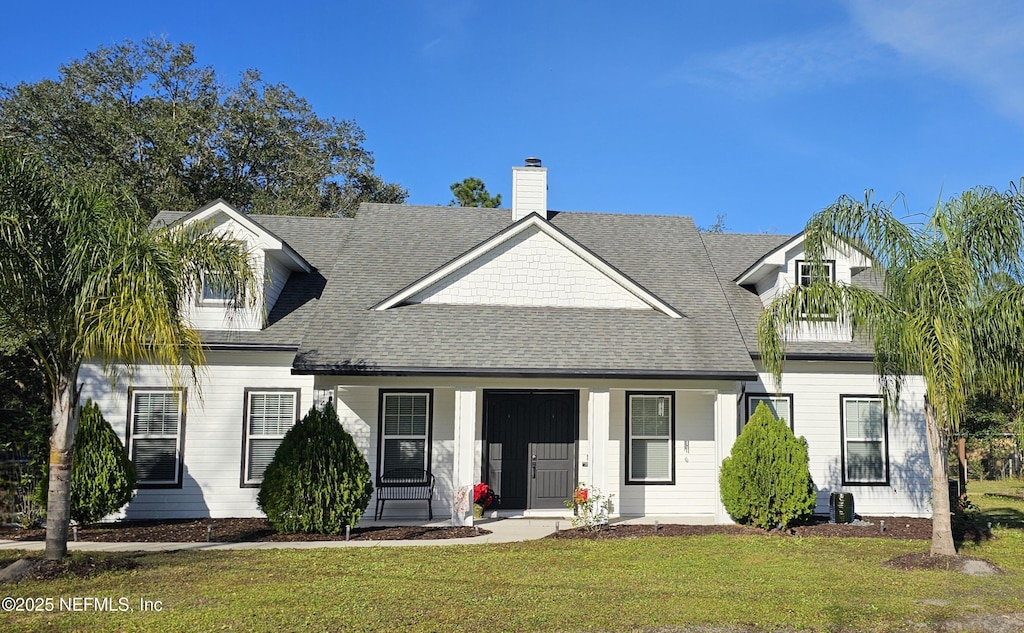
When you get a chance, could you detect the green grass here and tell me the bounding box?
[2,527,1023,633]
[968,478,1024,530]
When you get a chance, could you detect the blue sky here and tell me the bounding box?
[4,1,1024,233]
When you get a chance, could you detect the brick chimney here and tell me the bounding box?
[511,157,548,222]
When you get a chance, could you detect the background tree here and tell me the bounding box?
[758,185,1024,556]
[0,148,257,560]
[449,177,502,208]
[0,37,406,218]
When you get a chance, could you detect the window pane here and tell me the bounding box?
[132,438,177,482]
[631,439,670,480]
[846,399,883,438]
[132,392,180,435]
[202,274,232,301]
[383,438,425,471]
[249,393,295,435]
[631,396,670,436]
[749,397,790,425]
[248,438,281,481]
[846,441,884,481]
[383,395,427,435]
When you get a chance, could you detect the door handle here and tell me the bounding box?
[531,454,537,479]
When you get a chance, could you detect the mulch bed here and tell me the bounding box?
[0,518,488,543]
[0,515,989,544]
[548,516,938,540]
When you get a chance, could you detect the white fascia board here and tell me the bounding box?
[176,200,311,273]
[374,213,682,318]
[734,233,806,286]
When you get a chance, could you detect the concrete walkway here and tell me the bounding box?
[0,518,562,552]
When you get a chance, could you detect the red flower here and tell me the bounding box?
[574,488,589,505]
[473,482,494,507]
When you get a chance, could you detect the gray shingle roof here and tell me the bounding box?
[293,204,756,378]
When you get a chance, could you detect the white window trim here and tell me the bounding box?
[841,395,889,485]
[378,391,432,480]
[744,393,794,431]
[242,389,299,486]
[198,272,233,306]
[128,388,185,487]
[626,392,675,485]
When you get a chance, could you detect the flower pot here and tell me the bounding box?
[473,503,484,519]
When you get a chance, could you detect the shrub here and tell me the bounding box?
[58,400,136,525]
[719,402,816,530]
[257,402,373,534]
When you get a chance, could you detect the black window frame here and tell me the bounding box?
[625,391,676,486]
[795,259,837,321]
[840,394,890,486]
[376,389,434,484]
[126,387,187,489]
[744,393,795,431]
[240,388,301,488]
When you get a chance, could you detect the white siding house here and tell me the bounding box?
[79,160,933,524]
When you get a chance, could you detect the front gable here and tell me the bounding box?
[374,213,682,317]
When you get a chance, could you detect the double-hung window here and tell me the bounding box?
[128,389,185,487]
[378,391,432,479]
[627,392,674,484]
[795,259,835,320]
[744,393,794,430]
[841,395,889,484]
[243,390,299,486]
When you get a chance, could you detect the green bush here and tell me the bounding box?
[62,400,136,525]
[257,403,373,534]
[719,402,816,530]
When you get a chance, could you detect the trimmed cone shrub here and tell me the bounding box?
[257,402,373,534]
[65,400,136,524]
[719,402,816,530]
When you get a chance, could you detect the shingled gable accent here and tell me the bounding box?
[373,212,683,318]
[173,199,312,274]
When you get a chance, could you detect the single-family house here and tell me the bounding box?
[80,159,931,524]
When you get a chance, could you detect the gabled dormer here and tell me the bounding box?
[735,232,872,342]
[173,200,312,331]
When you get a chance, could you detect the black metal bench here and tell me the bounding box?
[374,468,434,520]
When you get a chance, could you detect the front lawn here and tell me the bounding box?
[3,527,1023,632]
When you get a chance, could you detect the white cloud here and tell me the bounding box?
[664,28,885,97]
[846,0,1024,122]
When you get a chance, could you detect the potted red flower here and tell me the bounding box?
[473,482,495,519]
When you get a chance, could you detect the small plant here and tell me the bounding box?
[472,482,495,518]
[36,400,136,525]
[564,484,613,530]
[258,402,373,534]
[719,402,816,530]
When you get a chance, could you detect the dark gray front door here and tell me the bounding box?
[484,391,577,510]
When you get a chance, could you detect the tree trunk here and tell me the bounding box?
[925,402,957,556]
[44,369,80,561]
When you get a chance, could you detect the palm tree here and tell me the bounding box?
[758,185,1024,556]
[0,148,257,560]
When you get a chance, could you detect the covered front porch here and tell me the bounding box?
[316,376,743,526]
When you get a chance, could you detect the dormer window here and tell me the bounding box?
[200,273,233,305]
[796,260,835,287]
[796,260,835,320]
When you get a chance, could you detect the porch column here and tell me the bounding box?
[587,389,610,496]
[714,385,741,523]
[452,387,477,527]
